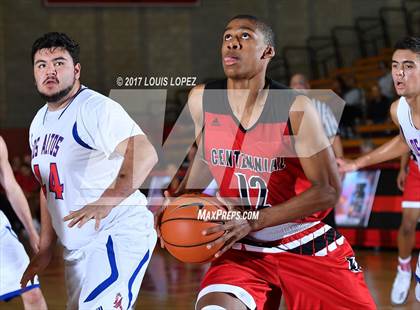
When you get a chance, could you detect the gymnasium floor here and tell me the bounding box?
[1,246,419,309]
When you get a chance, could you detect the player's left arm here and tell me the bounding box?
[251,95,341,229]
[0,136,40,252]
[204,96,341,257]
[64,134,158,229]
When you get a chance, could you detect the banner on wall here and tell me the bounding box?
[336,170,381,227]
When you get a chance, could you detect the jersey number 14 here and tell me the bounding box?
[33,163,64,200]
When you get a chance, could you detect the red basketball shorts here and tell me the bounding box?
[197,237,376,310]
[402,159,420,208]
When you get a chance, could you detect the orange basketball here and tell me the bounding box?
[159,194,227,263]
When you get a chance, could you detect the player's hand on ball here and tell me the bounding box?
[20,249,53,288]
[215,192,244,212]
[203,217,252,259]
[63,202,114,230]
[203,193,253,258]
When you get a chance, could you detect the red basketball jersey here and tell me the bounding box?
[202,79,330,245]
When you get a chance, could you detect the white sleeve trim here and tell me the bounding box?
[196,284,256,310]
[402,201,420,208]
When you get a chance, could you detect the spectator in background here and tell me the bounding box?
[366,85,392,123]
[342,75,366,108]
[334,76,365,136]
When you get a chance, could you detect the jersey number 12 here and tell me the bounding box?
[235,173,271,210]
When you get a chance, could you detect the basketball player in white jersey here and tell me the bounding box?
[0,136,47,309]
[20,32,158,309]
[339,36,420,304]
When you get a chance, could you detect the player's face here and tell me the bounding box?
[391,49,420,98]
[33,47,80,103]
[221,19,269,79]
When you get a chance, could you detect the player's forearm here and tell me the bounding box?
[5,182,37,235]
[177,157,213,195]
[39,192,57,252]
[400,152,410,171]
[99,136,158,206]
[331,136,344,158]
[355,135,409,169]
[251,182,340,231]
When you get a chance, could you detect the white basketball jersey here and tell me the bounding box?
[30,87,148,250]
[397,96,420,168]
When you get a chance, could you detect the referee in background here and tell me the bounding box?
[290,73,344,228]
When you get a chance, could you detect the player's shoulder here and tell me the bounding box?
[188,83,206,97]
[77,87,119,114]
[187,84,206,106]
[390,98,401,125]
[30,104,48,129]
[290,94,313,110]
[78,87,111,106]
[389,98,401,115]
[33,104,48,120]
[390,98,400,110]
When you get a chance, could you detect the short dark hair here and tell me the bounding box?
[394,36,420,54]
[31,32,80,64]
[229,14,275,48]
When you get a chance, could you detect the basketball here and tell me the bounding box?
[159,194,227,263]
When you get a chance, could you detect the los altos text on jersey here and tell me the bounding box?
[31,133,64,159]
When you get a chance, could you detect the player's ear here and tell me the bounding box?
[74,63,81,80]
[262,46,275,60]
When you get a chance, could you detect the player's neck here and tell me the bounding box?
[227,74,266,92]
[404,95,420,115]
[227,75,267,108]
[47,82,81,111]
[226,74,269,128]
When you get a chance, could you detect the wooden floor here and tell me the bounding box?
[1,247,419,309]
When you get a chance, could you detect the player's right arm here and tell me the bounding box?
[176,84,214,194]
[331,135,344,158]
[397,152,410,191]
[0,136,39,252]
[157,85,214,247]
[21,190,57,288]
[338,99,410,172]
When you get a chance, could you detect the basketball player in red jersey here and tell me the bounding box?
[164,15,376,309]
